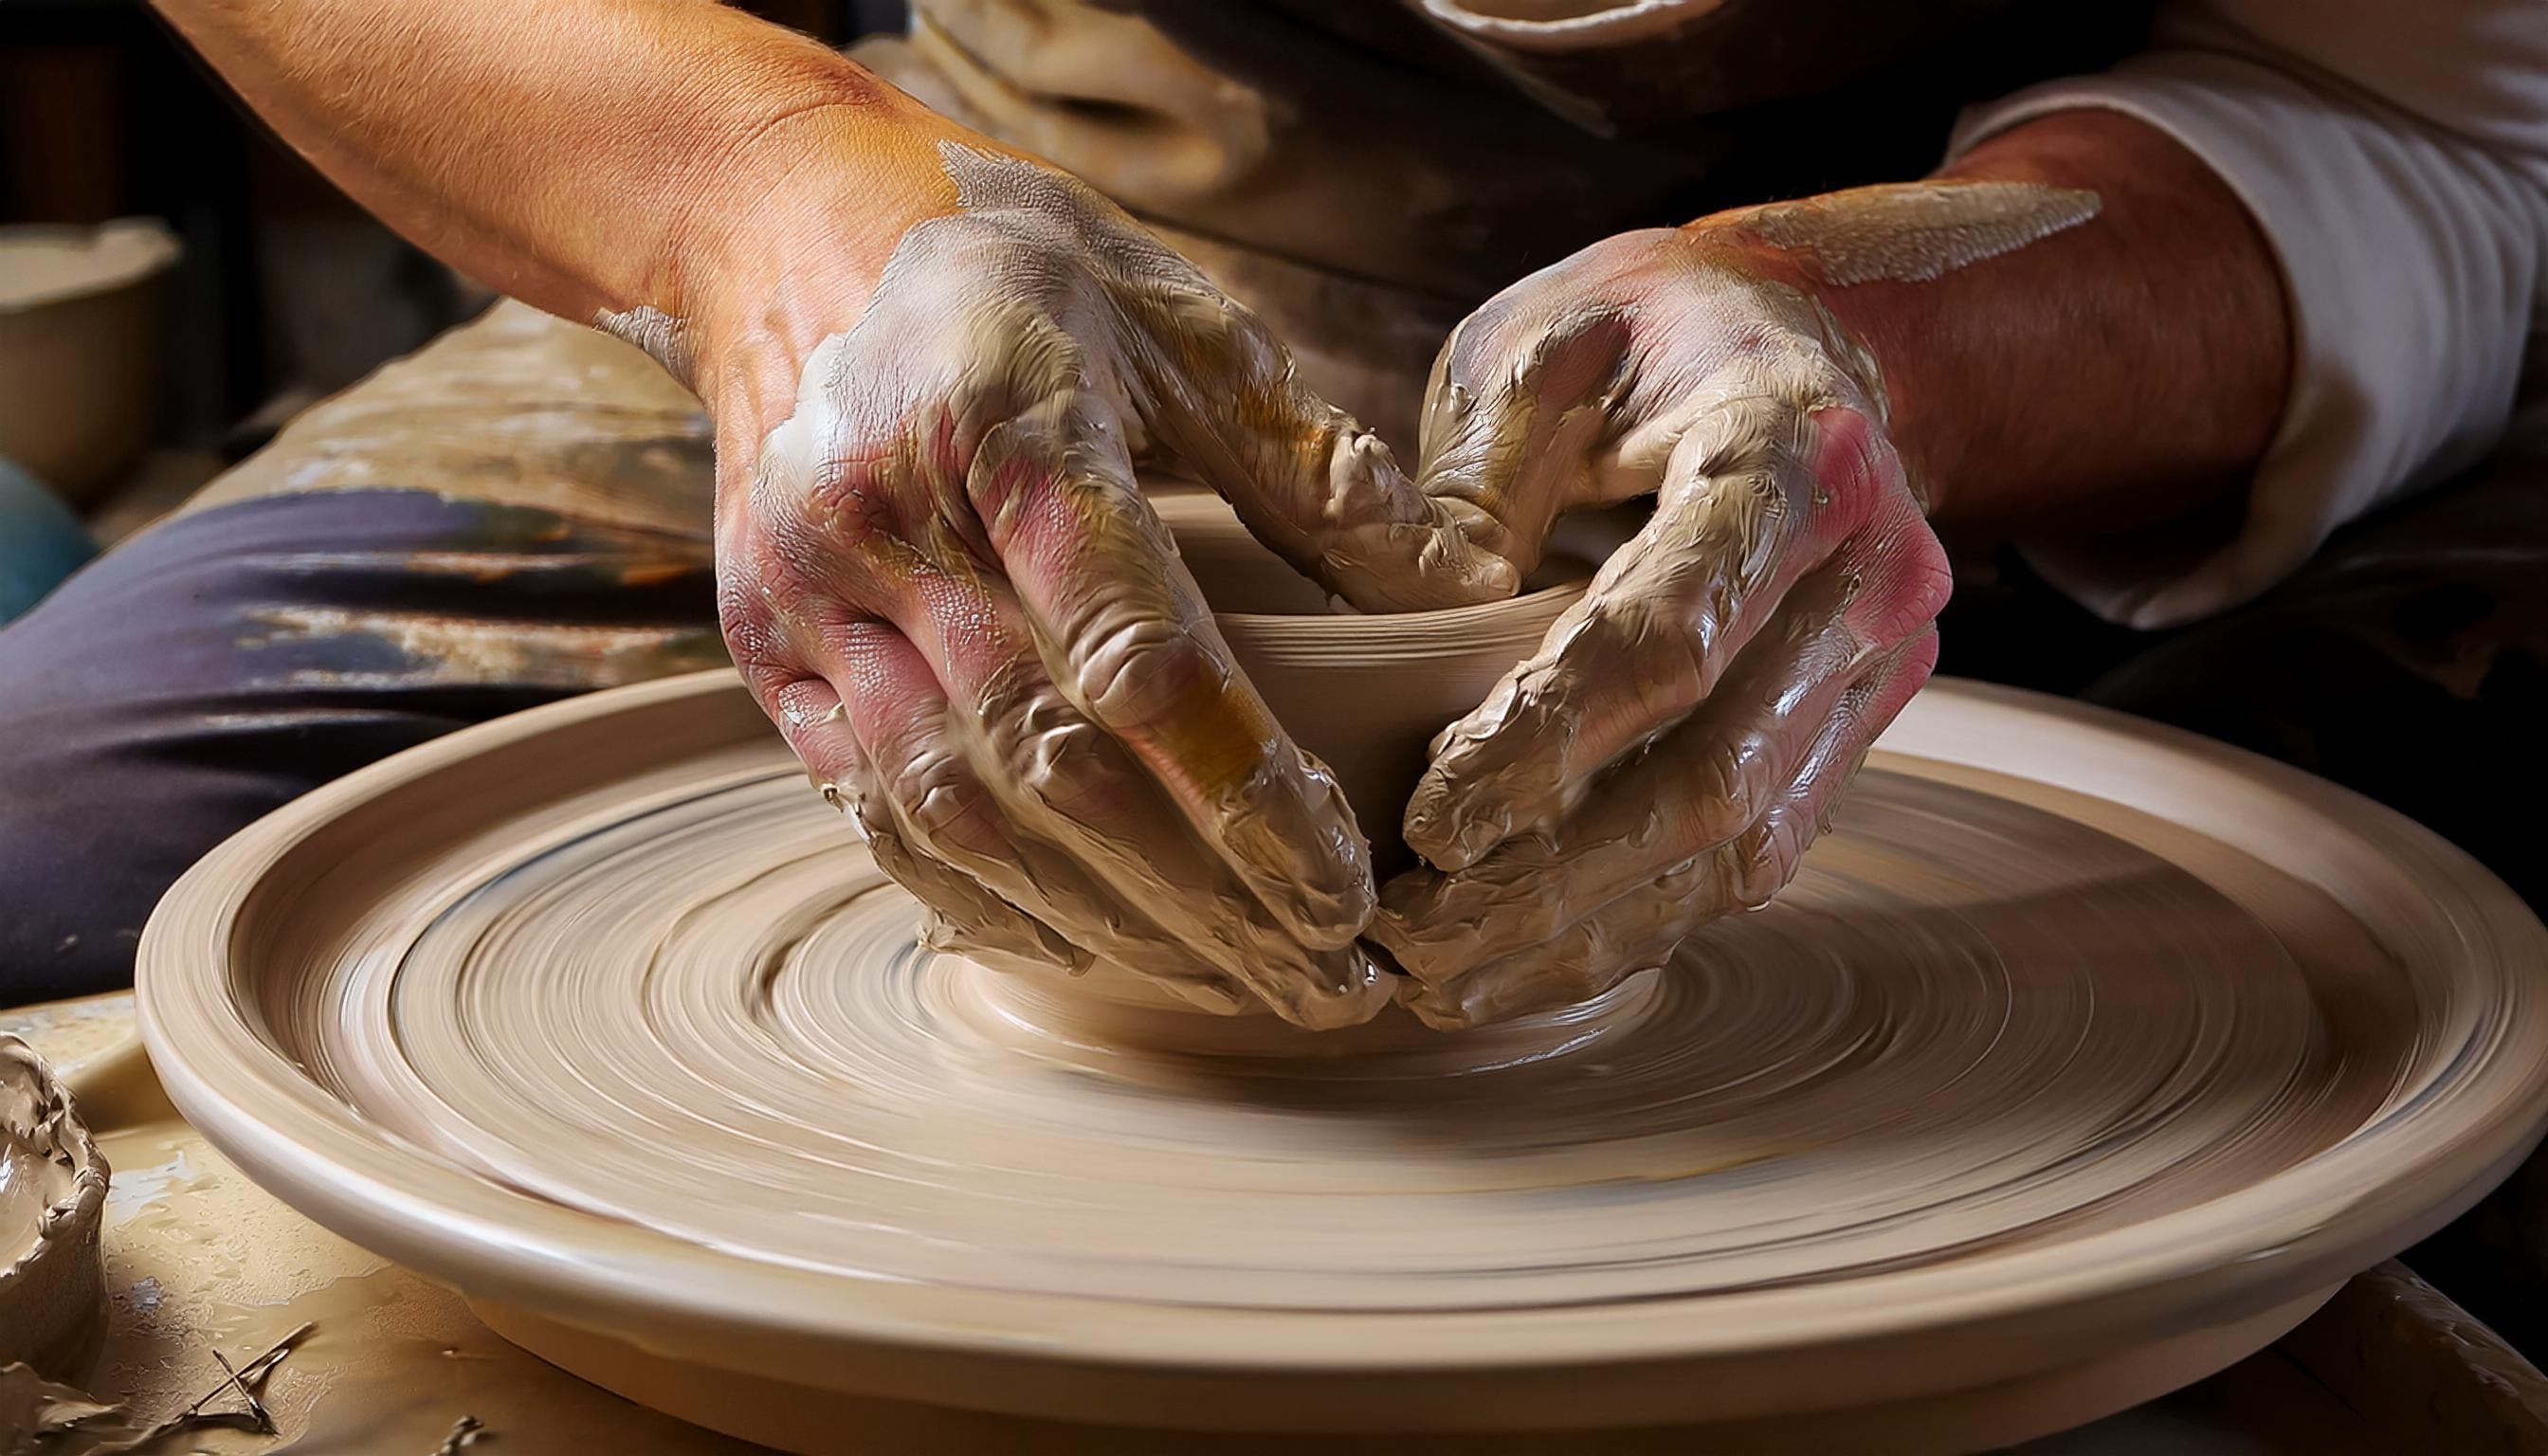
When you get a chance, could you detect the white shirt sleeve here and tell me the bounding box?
[1946,0,2548,628]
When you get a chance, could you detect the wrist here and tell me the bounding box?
[648,74,978,414]
[1684,185,2103,519]
[1669,215,1908,488]
[1690,111,2289,533]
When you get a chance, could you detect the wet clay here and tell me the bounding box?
[1731,180,2102,286]
[1386,224,1944,1027]
[734,140,1519,1030]
[0,1034,108,1384]
[0,997,746,1456]
[20,996,2536,1454]
[592,303,698,389]
[1151,485,1603,863]
[136,669,2548,1440]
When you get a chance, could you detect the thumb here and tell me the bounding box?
[1130,285,1518,613]
[1413,300,1635,583]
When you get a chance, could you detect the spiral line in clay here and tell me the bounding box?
[135,672,2548,1435]
[313,761,2411,1313]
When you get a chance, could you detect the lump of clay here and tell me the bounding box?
[0,1033,108,1383]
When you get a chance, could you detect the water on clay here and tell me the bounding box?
[0,1145,49,1268]
[0,1047,75,1261]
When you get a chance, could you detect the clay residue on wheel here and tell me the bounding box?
[0,1033,109,1382]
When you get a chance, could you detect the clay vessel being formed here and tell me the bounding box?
[991,484,1608,1040]
[1148,484,1600,860]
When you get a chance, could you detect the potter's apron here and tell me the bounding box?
[854,0,2151,440]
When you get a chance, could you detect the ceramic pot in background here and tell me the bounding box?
[0,219,182,502]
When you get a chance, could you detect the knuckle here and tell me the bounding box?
[798,448,901,538]
[1805,407,1893,517]
[1665,736,1766,850]
[1841,517,1952,648]
[964,653,1051,740]
[1902,528,1955,627]
[1077,618,1227,730]
[1567,227,1687,290]
[1003,711,1123,825]
[719,585,803,699]
[967,426,1076,535]
[719,524,809,641]
[886,747,1002,861]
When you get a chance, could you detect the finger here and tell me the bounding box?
[1378,553,1888,981]
[1374,628,1857,992]
[1405,405,1899,871]
[969,397,1378,949]
[884,841,1084,977]
[1395,901,1694,1031]
[1718,627,1938,913]
[856,537,1393,1028]
[815,619,1256,1013]
[1383,628,1936,1028]
[763,670,1099,977]
[734,355,1389,1021]
[821,602,1395,1026]
[1132,285,1516,612]
[1412,298,1636,580]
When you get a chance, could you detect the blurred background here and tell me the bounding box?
[0,0,904,608]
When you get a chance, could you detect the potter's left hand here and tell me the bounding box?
[1373,228,1950,1028]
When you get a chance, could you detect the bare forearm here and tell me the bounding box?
[151,0,949,340]
[1704,111,2293,536]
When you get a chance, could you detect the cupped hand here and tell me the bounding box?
[1372,227,1951,1028]
[700,136,1514,1029]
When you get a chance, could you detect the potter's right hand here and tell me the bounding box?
[691,122,1513,1030]
[1371,224,1954,1028]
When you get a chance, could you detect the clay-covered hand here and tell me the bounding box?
[701,138,1512,1030]
[1372,227,1951,1028]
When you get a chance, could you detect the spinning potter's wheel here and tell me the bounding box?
[137,507,2548,1450]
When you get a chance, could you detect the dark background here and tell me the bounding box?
[0,0,906,531]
